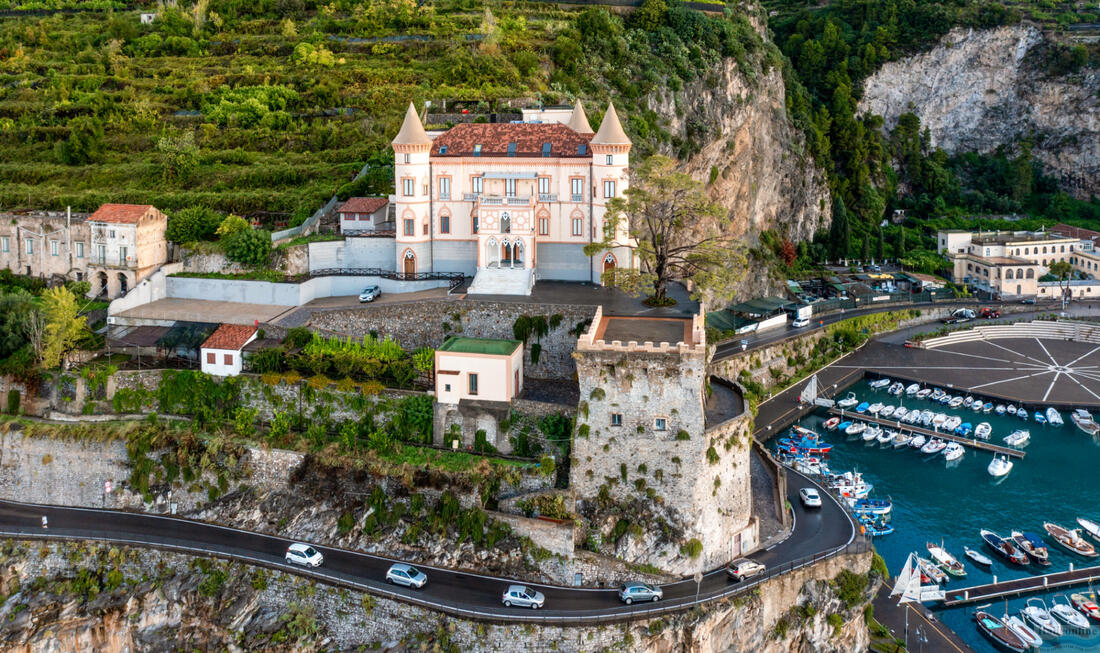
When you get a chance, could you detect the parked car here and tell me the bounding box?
[385,563,428,588]
[285,543,324,568]
[978,307,1000,319]
[618,582,663,604]
[792,317,810,328]
[726,558,766,581]
[799,487,822,508]
[942,308,975,324]
[502,584,545,609]
[1020,298,1036,305]
[358,285,382,302]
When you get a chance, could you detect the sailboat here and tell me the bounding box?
[889,552,944,603]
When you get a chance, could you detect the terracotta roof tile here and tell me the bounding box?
[431,123,593,158]
[339,197,388,214]
[88,204,157,224]
[201,324,257,351]
[1052,223,1100,241]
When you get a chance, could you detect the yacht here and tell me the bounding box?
[1021,598,1063,639]
[837,392,858,409]
[1051,594,1091,630]
[1034,410,1047,425]
[988,454,1014,477]
[1072,409,1100,435]
[826,471,873,498]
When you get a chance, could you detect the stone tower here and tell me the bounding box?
[392,102,433,275]
[570,307,756,574]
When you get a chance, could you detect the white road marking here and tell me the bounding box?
[1065,344,1100,367]
[1042,371,1062,401]
[1033,338,1060,366]
[969,369,1054,390]
[982,339,1050,366]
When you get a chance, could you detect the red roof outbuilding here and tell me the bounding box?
[88,204,159,224]
[201,324,258,351]
[338,197,389,214]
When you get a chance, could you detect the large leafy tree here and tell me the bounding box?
[1049,260,1073,300]
[166,206,225,244]
[0,291,36,360]
[38,287,88,370]
[586,155,744,304]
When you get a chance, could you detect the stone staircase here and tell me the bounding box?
[467,266,535,296]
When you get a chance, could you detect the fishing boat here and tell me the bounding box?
[1004,614,1043,650]
[1007,404,1018,415]
[981,529,1030,565]
[931,388,945,401]
[892,432,912,448]
[848,496,892,515]
[975,611,1028,653]
[1070,592,1100,623]
[956,422,974,437]
[863,426,882,442]
[1047,407,1064,426]
[943,442,965,461]
[983,402,995,414]
[974,422,992,440]
[1003,430,1030,447]
[926,542,966,577]
[888,382,905,395]
[1034,411,1047,425]
[859,514,894,536]
[964,396,974,407]
[845,422,867,436]
[1076,517,1100,543]
[1021,598,1063,639]
[916,388,932,399]
[909,434,927,449]
[995,404,1007,415]
[906,383,920,396]
[931,413,947,428]
[1043,522,1098,557]
[868,402,884,415]
[877,429,896,445]
[880,405,895,418]
[823,417,841,431]
[964,545,993,567]
[869,378,891,389]
[1071,408,1100,435]
[779,438,834,456]
[921,438,947,455]
[1051,594,1091,630]
[855,401,870,414]
[917,556,948,583]
[988,455,1014,477]
[826,471,873,498]
[1010,531,1051,566]
[837,392,858,409]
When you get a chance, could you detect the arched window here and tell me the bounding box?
[1042,246,1048,254]
[1026,269,1035,279]
[1005,269,1014,280]
[1061,245,1066,253]
[500,212,511,234]
[1024,248,1030,255]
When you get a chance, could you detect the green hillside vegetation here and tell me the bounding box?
[0,0,768,228]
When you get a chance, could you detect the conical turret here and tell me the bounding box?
[591,102,631,146]
[566,98,593,134]
[392,102,432,147]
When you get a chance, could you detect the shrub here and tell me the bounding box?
[676,430,690,440]
[283,327,312,348]
[706,446,720,464]
[6,389,19,414]
[538,454,556,477]
[226,228,272,266]
[168,206,224,244]
[827,613,844,637]
[336,511,355,534]
[680,538,703,558]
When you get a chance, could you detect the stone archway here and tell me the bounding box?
[117,273,129,295]
[97,271,108,297]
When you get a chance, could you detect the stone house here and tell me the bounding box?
[0,208,90,283]
[432,336,524,453]
[200,324,257,377]
[337,197,391,235]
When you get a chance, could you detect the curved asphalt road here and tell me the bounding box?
[0,468,857,624]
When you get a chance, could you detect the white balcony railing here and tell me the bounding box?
[538,193,558,202]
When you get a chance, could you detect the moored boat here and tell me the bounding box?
[892,432,912,448]
[1007,404,1018,414]
[1034,410,1047,425]
[862,426,882,442]
[1004,615,1043,650]
[920,438,947,455]
[916,556,948,583]
[943,442,965,461]
[837,392,858,409]
[858,513,894,536]
[931,388,945,401]
[983,402,995,414]
[943,415,961,431]
[1003,430,1030,447]
[1047,407,1064,426]
[972,400,985,413]
[916,388,932,399]
[848,497,892,515]
[932,413,947,427]
[855,401,870,414]
[975,611,1028,653]
[868,402,884,415]
[1044,522,1098,557]
[926,542,966,577]
[869,377,891,389]
[1021,598,1063,639]
[1072,408,1100,435]
[823,416,841,431]
[988,454,1013,477]
[845,422,867,436]
[975,422,992,440]
[827,471,873,498]
[963,546,993,567]
[920,410,935,426]
[888,382,904,395]
[1077,516,1100,543]
[1010,531,1051,566]
[1018,409,1028,422]
[981,529,1030,565]
[877,429,896,445]
[956,422,973,437]
[1070,592,1100,623]
[995,404,1007,415]
[906,383,920,395]
[909,434,927,449]
[1051,594,1091,630]
[880,405,895,418]
[893,407,908,420]
[964,396,974,407]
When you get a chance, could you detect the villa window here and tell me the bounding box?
[611,413,623,427]
[50,240,58,256]
[402,178,414,196]
[472,216,479,234]
[606,154,613,165]
[654,418,667,431]
[25,239,33,255]
[468,373,479,396]
[439,177,451,200]
[473,144,482,157]
[539,217,549,235]
[1043,246,1048,254]
[76,242,83,258]
[538,177,550,196]
[572,217,583,237]
[0,237,7,252]
[403,219,415,236]
[422,222,428,235]
[472,177,483,195]
[571,178,584,202]
[505,179,517,197]
[404,153,410,164]
[603,180,616,198]
[440,214,450,234]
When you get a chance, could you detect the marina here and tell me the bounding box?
[825,407,1026,458]
[942,565,1100,606]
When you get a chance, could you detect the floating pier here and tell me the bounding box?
[941,565,1100,606]
[827,408,1026,459]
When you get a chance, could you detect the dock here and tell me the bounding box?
[827,408,1026,459]
[941,564,1100,606]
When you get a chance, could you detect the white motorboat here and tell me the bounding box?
[1004,615,1044,649]
[837,392,858,409]
[863,426,882,442]
[878,429,897,445]
[1047,407,1064,426]
[1021,598,1063,639]
[1051,594,1091,630]
[916,556,948,584]
[1077,517,1100,543]
[995,404,1006,415]
[880,405,896,418]
[943,442,965,461]
[920,410,935,426]
[948,396,964,408]
[964,546,993,567]
[869,378,891,389]
[845,421,867,436]
[1003,430,1030,447]
[932,413,947,428]
[916,388,932,399]
[943,415,962,432]
[893,407,908,420]
[921,438,947,455]
[827,471,873,498]
[926,542,966,577]
[931,388,945,401]
[888,382,904,395]
[988,454,1014,478]
[893,432,912,448]
[982,402,994,414]
[972,400,985,413]
[868,402,884,415]
[904,410,921,424]
[963,396,974,407]
[905,383,920,396]
[974,422,992,440]
[1007,404,1018,415]
[909,434,927,449]
[1072,409,1100,435]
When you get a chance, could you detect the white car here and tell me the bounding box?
[385,563,427,588]
[799,487,822,508]
[792,317,810,328]
[726,558,765,581]
[285,543,323,568]
[502,584,545,609]
[358,285,382,303]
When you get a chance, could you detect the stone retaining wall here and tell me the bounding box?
[488,511,575,558]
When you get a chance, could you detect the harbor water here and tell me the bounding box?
[791,378,1100,652]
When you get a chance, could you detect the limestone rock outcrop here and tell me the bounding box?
[860,25,1100,199]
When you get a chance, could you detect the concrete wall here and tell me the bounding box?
[536,242,590,282]
[489,511,575,558]
[345,237,397,271]
[432,240,477,276]
[106,262,182,322]
[165,274,449,307]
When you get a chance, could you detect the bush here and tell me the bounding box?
[226,229,272,266]
[168,206,225,244]
[6,389,19,414]
[680,538,703,558]
[283,327,312,348]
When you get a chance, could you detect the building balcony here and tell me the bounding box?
[538,193,558,202]
[571,194,584,203]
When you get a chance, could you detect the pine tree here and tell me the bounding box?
[896,228,907,258]
[875,226,885,260]
[829,196,851,261]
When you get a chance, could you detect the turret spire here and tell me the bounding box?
[566,98,593,134]
[591,102,631,146]
[392,102,432,147]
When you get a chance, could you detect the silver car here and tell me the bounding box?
[619,581,662,604]
[385,563,427,588]
[502,584,545,609]
[358,285,381,302]
[799,487,822,508]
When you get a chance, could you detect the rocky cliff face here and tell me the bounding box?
[860,25,1100,199]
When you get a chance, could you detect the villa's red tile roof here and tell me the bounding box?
[431,123,593,158]
[1052,223,1100,241]
[88,204,157,224]
[339,197,388,214]
[201,324,257,351]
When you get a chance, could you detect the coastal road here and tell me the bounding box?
[0,468,859,624]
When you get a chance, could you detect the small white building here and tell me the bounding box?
[200,324,258,377]
[338,197,390,234]
[140,12,156,24]
[434,337,523,404]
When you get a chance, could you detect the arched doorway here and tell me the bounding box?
[513,239,524,268]
[500,239,514,266]
[603,252,617,274]
[484,238,498,268]
[97,271,108,297]
[117,273,128,295]
[402,249,416,276]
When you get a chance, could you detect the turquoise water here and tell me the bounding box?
[790,378,1100,652]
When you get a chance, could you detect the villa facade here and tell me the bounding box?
[390,100,637,295]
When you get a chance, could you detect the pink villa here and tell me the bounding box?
[391,100,637,295]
